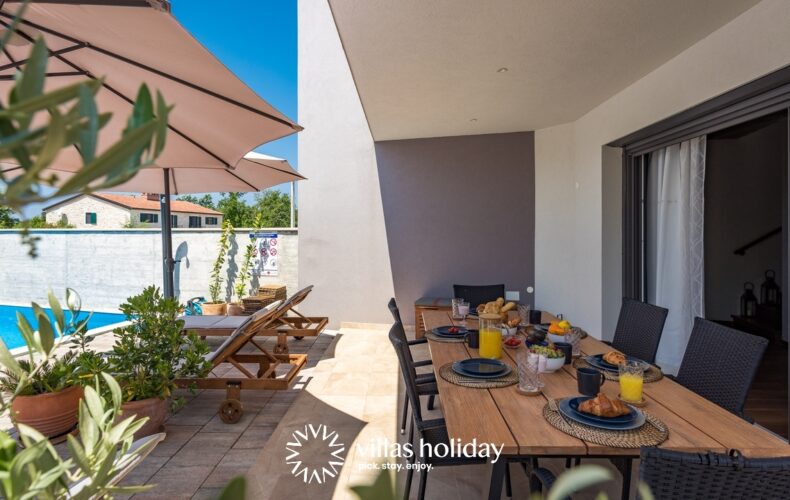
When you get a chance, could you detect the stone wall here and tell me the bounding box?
[0,228,298,312]
[45,195,130,229]
[44,194,225,229]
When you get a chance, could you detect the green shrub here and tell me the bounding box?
[109,286,211,404]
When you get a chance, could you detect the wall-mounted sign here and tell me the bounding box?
[250,232,278,276]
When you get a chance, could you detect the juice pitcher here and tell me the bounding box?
[478,313,503,359]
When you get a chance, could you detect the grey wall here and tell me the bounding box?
[375,132,535,324]
[0,228,298,311]
[705,115,786,321]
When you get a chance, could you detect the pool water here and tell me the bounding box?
[0,304,126,350]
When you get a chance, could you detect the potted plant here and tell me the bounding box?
[203,220,234,315]
[228,213,262,316]
[1,351,82,439]
[109,286,211,437]
[0,290,93,439]
[227,239,252,316]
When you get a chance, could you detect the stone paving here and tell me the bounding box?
[2,326,627,499]
[121,332,336,499]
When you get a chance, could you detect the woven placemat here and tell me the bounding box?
[544,399,668,448]
[572,358,663,383]
[426,332,466,343]
[438,362,518,388]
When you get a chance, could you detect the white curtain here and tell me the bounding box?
[646,136,706,374]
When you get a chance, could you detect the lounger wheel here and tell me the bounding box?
[219,399,243,424]
[295,336,304,340]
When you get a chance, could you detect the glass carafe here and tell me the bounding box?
[478,313,503,359]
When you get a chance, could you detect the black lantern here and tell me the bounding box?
[741,282,758,317]
[760,269,782,306]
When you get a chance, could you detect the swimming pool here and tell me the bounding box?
[0,304,126,350]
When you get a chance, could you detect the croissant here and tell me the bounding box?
[578,393,630,418]
[501,301,516,314]
[603,351,627,366]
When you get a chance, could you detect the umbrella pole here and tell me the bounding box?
[160,169,175,298]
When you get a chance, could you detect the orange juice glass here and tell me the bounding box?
[478,313,503,359]
[618,361,645,402]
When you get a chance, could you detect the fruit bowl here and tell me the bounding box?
[503,337,522,349]
[547,332,567,343]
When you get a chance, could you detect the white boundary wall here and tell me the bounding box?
[0,228,297,311]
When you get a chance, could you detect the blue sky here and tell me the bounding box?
[172,0,298,198]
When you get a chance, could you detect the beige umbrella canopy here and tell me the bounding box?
[0,0,303,296]
[0,0,301,170]
[84,151,304,194]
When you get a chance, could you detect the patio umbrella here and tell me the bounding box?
[0,0,302,296]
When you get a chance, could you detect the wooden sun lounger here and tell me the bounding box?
[175,300,307,423]
[180,286,329,355]
[256,285,329,354]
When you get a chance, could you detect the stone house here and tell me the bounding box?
[43,193,223,229]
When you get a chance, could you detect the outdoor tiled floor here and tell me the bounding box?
[2,326,628,499]
[121,332,336,499]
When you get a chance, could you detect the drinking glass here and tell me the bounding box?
[451,298,465,320]
[517,350,544,393]
[566,327,582,357]
[517,304,530,326]
[618,361,645,402]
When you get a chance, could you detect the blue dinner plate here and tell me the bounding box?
[558,397,645,430]
[432,326,469,337]
[452,361,512,379]
[586,354,648,372]
[567,397,636,424]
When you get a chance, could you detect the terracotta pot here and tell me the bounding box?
[202,302,227,316]
[11,385,83,438]
[226,303,244,316]
[120,397,168,438]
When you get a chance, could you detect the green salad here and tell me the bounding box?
[530,345,565,359]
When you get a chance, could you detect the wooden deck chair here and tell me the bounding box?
[175,300,307,423]
[256,285,328,353]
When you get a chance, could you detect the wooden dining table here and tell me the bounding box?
[422,309,790,499]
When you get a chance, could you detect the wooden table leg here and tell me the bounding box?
[481,457,508,500]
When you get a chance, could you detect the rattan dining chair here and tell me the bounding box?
[530,448,790,499]
[674,317,768,420]
[388,298,436,434]
[390,321,512,500]
[610,298,668,363]
[452,284,505,309]
[639,447,790,499]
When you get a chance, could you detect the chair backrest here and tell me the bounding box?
[452,284,505,309]
[388,297,402,323]
[205,300,282,364]
[388,321,425,423]
[611,298,668,363]
[675,317,768,416]
[639,447,790,499]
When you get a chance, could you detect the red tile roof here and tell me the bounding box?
[93,193,222,215]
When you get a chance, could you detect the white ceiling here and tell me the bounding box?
[328,0,760,141]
